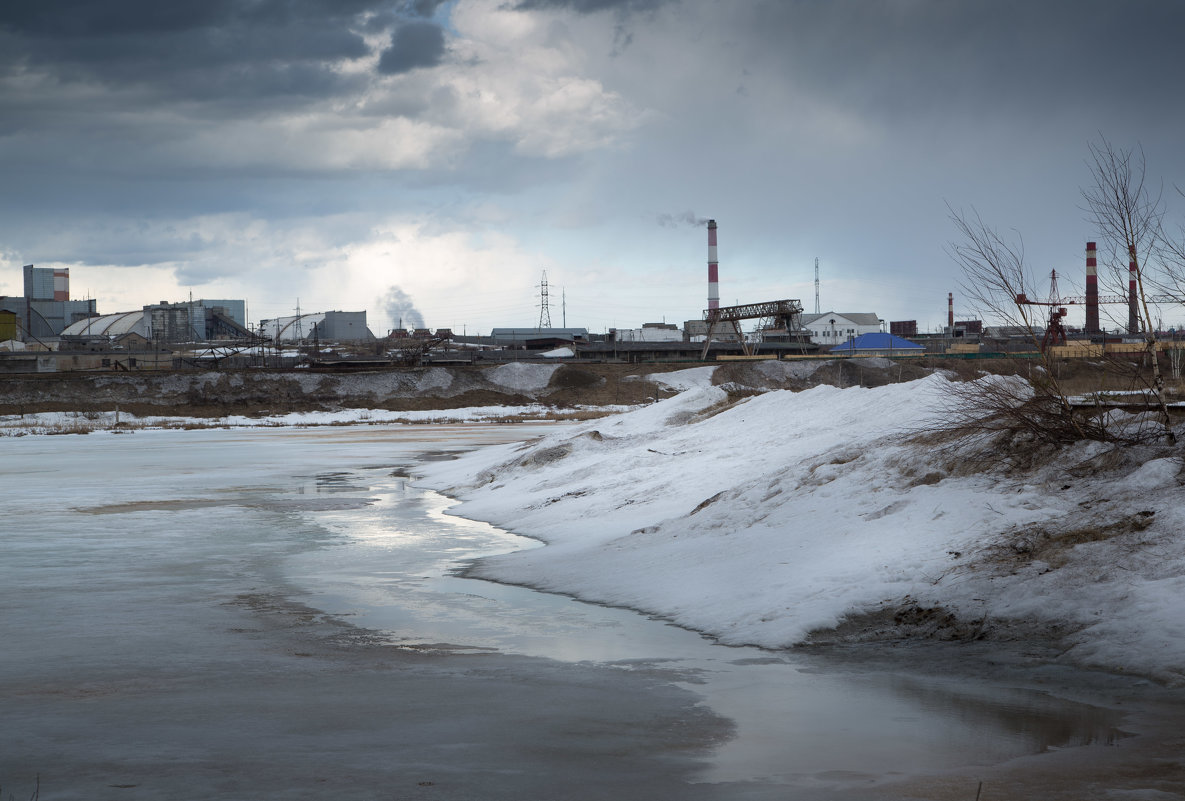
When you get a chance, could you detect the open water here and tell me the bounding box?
[1,422,1136,795]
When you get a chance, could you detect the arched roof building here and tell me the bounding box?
[60,311,148,338]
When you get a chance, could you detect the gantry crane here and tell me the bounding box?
[700,299,804,359]
[1017,269,1181,349]
[1015,270,1073,351]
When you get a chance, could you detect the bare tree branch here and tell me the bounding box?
[1082,137,1176,443]
[945,206,1099,445]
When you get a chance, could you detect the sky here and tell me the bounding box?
[2,0,1185,335]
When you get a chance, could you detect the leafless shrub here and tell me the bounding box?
[943,208,1110,451]
[934,374,1104,443]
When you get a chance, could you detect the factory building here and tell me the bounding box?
[259,311,374,342]
[828,332,924,356]
[490,328,589,348]
[0,265,98,339]
[613,323,682,343]
[800,312,882,346]
[60,300,251,344]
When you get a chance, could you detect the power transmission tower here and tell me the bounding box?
[814,258,820,315]
[537,271,552,329]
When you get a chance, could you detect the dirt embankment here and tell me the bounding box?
[0,358,937,417]
[0,363,683,417]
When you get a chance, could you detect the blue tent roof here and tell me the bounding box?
[829,332,924,353]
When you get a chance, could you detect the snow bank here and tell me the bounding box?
[486,362,559,393]
[646,366,717,391]
[420,375,1185,684]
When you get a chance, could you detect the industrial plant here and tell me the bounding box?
[0,224,1171,374]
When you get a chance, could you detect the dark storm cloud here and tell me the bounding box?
[736,0,1185,121]
[513,0,671,12]
[402,0,450,17]
[0,0,404,103]
[377,21,446,74]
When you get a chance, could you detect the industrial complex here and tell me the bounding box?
[0,224,1169,374]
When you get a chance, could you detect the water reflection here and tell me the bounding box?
[280,443,1130,788]
[888,676,1127,749]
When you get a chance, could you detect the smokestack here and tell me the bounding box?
[1085,242,1099,334]
[1128,245,1139,334]
[707,220,719,311]
[53,268,70,301]
[948,292,954,329]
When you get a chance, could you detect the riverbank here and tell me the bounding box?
[416,370,1185,686]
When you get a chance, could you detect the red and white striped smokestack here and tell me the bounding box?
[707,219,719,311]
[1085,242,1099,334]
[1128,245,1139,334]
[948,292,954,329]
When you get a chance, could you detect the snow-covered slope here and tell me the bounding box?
[419,373,1185,684]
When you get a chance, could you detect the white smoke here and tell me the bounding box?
[381,286,425,330]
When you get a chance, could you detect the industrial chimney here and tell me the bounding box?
[947,292,954,330]
[707,220,719,311]
[1085,242,1099,334]
[1128,245,1139,334]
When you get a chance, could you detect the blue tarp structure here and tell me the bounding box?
[829,332,924,354]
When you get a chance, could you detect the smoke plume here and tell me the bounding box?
[656,210,711,228]
[381,286,425,330]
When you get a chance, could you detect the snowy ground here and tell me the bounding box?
[419,369,1185,685]
[0,403,628,436]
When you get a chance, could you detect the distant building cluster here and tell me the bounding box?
[3,262,1010,375]
[0,265,97,340]
[0,264,382,373]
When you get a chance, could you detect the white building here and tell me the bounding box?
[614,322,683,343]
[800,312,882,347]
[259,311,374,342]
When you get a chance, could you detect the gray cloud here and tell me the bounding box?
[0,0,391,104]
[735,0,1185,122]
[513,0,672,12]
[402,0,450,17]
[377,20,446,74]
[4,0,1185,334]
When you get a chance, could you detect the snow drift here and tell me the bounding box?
[420,372,1185,684]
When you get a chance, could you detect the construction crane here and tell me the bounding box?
[1017,269,1183,349]
[1015,270,1074,351]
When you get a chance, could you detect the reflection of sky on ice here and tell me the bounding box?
[2,424,1129,788]
[282,437,1130,785]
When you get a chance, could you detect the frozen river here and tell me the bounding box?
[2,424,1180,800]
